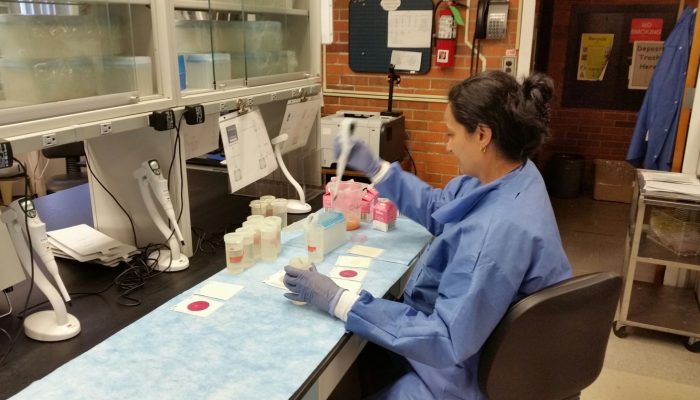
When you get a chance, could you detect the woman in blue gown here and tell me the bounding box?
[284,70,572,400]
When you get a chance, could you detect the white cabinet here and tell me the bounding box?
[0,0,322,252]
[0,0,321,152]
[0,0,168,135]
[174,0,313,92]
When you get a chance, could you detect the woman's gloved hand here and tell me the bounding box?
[283,265,345,315]
[334,136,384,178]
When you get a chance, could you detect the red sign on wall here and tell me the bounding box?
[630,18,663,43]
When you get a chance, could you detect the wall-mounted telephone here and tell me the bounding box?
[475,0,509,40]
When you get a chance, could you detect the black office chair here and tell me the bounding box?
[478,272,622,400]
[42,142,88,193]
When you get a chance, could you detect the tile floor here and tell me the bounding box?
[551,196,700,400]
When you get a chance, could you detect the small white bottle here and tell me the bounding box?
[272,198,288,227]
[260,223,278,261]
[247,214,264,222]
[234,227,256,269]
[264,216,282,254]
[249,200,263,215]
[260,195,276,217]
[223,233,245,274]
[242,220,262,260]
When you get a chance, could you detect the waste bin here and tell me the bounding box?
[547,153,584,198]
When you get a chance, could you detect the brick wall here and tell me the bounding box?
[322,0,521,188]
[543,0,683,184]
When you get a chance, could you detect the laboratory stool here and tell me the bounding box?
[0,179,19,205]
[478,272,622,400]
[42,142,88,193]
[0,164,23,205]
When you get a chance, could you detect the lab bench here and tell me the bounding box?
[0,174,278,399]
[1,173,432,399]
[614,171,700,352]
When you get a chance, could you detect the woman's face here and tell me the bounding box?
[444,104,482,176]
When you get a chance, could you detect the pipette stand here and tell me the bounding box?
[380,64,403,118]
[151,247,189,272]
[134,167,190,272]
[0,208,80,341]
[271,134,312,214]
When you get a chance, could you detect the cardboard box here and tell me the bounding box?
[593,159,636,203]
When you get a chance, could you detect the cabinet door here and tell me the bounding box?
[0,1,159,125]
[174,0,246,93]
[242,0,310,86]
[173,0,311,94]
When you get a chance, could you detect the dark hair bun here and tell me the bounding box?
[521,73,553,126]
[522,73,553,104]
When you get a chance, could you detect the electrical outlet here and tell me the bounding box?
[502,56,517,76]
[100,122,112,135]
[219,102,227,112]
[42,133,57,147]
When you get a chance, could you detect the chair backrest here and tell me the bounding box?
[41,142,87,192]
[41,142,85,160]
[478,272,622,400]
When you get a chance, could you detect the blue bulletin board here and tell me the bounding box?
[349,0,434,74]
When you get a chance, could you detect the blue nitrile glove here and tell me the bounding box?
[283,265,345,315]
[334,136,384,178]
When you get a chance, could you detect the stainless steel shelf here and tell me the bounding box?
[618,171,700,344]
[626,281,700,336]
[636,235,700,271]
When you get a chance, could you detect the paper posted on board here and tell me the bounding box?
[577,33,614,81]
[219,109,278,193]
[628,41,663,90]
[387,10,432,48]
[277,96,321,154]
[390,50,422,72]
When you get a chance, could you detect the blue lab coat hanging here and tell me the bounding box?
[626,7,696,171]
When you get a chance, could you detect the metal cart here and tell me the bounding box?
[614,171,700,352]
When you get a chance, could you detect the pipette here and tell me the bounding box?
[143,159,185,245]
[333,119,356,203]
[9,197,71,302]
[134,159,189,272]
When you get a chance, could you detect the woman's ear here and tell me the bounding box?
[478,124,493,148]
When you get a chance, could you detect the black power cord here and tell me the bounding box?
[21,243,176,310]
[84,147,177,306]
[191,226,225,257]
[167,113,186,224]
[91,110,186,305]
[85,155,139,246]
[470,35,482,75]
[404,145,418,175]
[20,281,115,316]
[112,243,173,307]
[0,291,14,357]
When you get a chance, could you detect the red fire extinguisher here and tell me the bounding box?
[436,7,457,67]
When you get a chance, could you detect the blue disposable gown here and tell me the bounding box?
[346,161,572,400]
